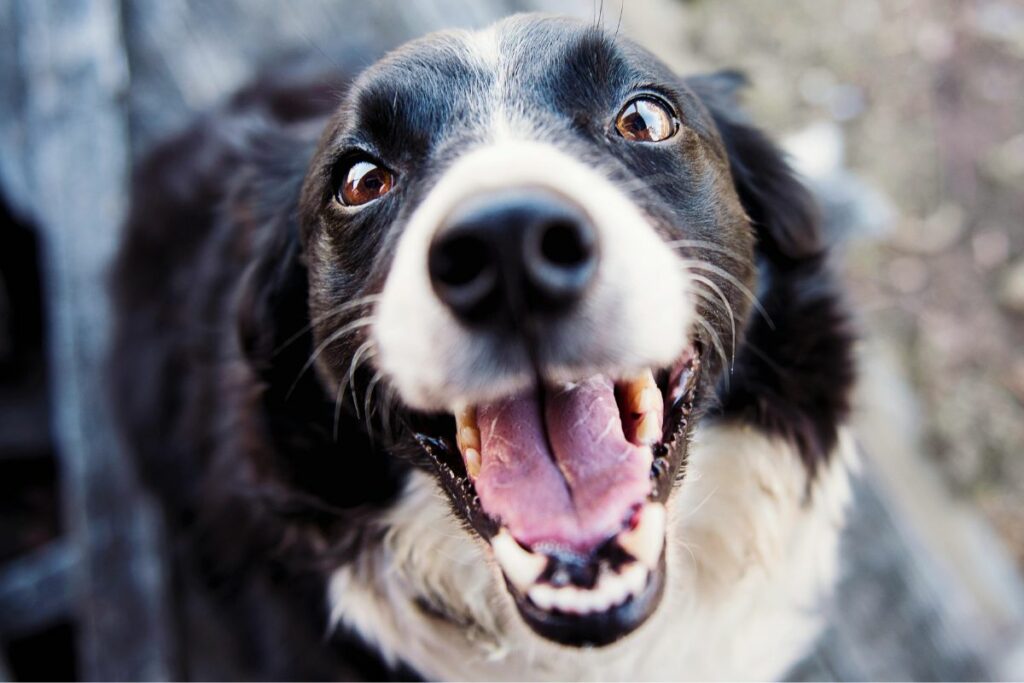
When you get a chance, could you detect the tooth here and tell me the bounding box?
[617,502,666,570]
[621,562,649,595]
[491,529,547,593]
[576,589,598,614]
[590,586,614,613]
[455,406,481,477]
[619,370,664,445]
[529,584,557,611]
[554,586,584,613]
[464,447,481,479]
[600,570,629,607]
[455,406,480,452]
[634,412,662,446]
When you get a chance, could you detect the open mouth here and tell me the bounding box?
[414,345,702,647]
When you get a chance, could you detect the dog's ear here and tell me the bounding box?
[230,128,314,368]
[685,70,823,262]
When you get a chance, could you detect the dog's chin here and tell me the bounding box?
[412,345,702,647]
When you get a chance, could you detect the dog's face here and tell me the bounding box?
[299,15,756,647]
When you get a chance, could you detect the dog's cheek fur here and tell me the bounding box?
[686,71,857,475]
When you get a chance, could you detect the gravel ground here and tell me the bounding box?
[644,0,1024,568]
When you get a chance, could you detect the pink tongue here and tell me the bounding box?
[474,376,653,552]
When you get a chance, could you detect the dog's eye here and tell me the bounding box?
[337,160,395,206]
[615,97,678,143]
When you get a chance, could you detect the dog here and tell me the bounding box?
[111,14,856,680]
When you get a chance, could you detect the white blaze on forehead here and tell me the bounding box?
[458,23,525,143]
[374,139,692,410]
[461,23,503,71]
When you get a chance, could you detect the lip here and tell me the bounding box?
[413,347,703,647]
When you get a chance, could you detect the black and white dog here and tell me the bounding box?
[112,14,855,680]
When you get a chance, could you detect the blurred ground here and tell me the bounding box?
[642,0,1024,570]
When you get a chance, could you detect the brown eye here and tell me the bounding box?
[337,160,394,206]
[614,97,678,142]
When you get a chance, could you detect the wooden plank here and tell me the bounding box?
[12,0,178,679]
[0,541,75,639]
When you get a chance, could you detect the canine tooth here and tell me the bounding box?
[459,426,481,452]
[455,406,480,453]
[620,370,664,445]
[621,369,659,412]
[464,447,481,479]
[491,530,547,593]
[617,502,666,570]
[634,412,662,446]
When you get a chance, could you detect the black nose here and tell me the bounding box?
[428,190,598,325]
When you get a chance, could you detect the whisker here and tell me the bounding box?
[362,370,384,442]
[689,289,735,369]
[273,294,381,356]
[679,260,776,330]
[332,380,346,441]
[693,316,730,389]
[287,316,375,399]
[673,537,700,575]
[682,485,720,520]
[689,274,737,368]
[330,334,377,439]
[345,339,377,418]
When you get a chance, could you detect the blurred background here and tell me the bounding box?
[1,0,1022,680]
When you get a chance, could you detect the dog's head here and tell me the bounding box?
[295,14,818,647]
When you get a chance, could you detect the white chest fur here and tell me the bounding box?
[328,424,854,681]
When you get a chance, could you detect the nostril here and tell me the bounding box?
[524,214,598,311]
[432,234,490,288]
[539,220,592,268]
[429,231,500,322]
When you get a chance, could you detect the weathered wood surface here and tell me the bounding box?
[4,0,177,679]
[1,1,1022,680]
[0,541,75,640]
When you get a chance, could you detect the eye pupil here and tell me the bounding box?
[338,160,394,206]
[621,108,651,140]
[615,97,677,143]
